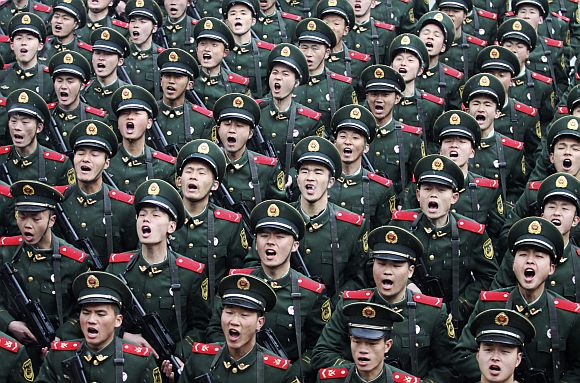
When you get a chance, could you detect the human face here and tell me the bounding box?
[129,16,157,45]
[269,63,298,101]
[73,147,110,183]
[350,0,375,19]
[164,0,188,20]
[502,39,530,68]
[419,23,446,56]
[512,246,555,292]
[117,109,151,141]
[391,52,423,83]
[468,96,499,134]
[372,259,414,302]
[487,70,513,94]
[161,73,192,102]
[196,39,228,71]
[366,91,399,123]
[476,342,521,383]
[299,42,328,73]
[440,7,466,31]
[137,205,176,245]
[9,113,42,149]
[258,0,276,14]
[80,303,122,352]
[256,228,298,271]
[516,5,543,30]
[416,182,458,226]
[92,50,122,79]
[54,75,83,108]
[322,14,349,46]
[11,32,43,66]
[542,197,579,238]
[51,10,78,38]
[440,136,474,169]
[335,128,368,166]
[86,0,111,13]
[16,210,55,245]
[226,4,255,36]
[297,162,334,204]
[550,137,580,176]
[177,160,218,202]
[221,305,264,358]
[218,119,253,159]
[573,105,580,118]
[350,336,392,380]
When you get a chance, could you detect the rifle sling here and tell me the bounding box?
[290,272,303,380]
[144,146,154,180]
[168,251,184,358]
[394,123,407,191]
[51,233,64,328]
[369,18,380,65]
[207,209,216,305]
[249,156,262,205]
[406,289,418,375]
[274,11,289,42]
[114,336,125,383]
[324,69,337,118]
[184,103,192,142]
[327,204,341,297]
[467,178,479,221]
[38,148,47,183]
[494,134,509,204]
[250,40,263,98]
[450,214,460,329]
[103,184,114,259]
[362,175,370,234]
[284,102,297,176]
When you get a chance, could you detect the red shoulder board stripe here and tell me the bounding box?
[401,123,422,135]
[528,181,542,190]
[228,268,255,275]
[505,11,515,16]
[0,146,10,155]
[342,289,372,299]
[85,105,106,117]
[52,185,70,194]
[112,19,129,28]
[192,342,221,355]
[544,37,563,48]
[531,71,553,84]
[501,137,524,150]
[336,210,363,226]
[368,172,392,187]
[0,184,11,197]
[109,190,134,204]
[157,47,166,53]
[44,150,66,163]
[577,72,580,80]
[1,65,7,70]
[152,151,177,164]
[263,354,290,370]
[422,92,444,105]
[43,65,49,73]
[109,252,134,263]
[569,0,579,3]
[281,12,301,21]
[297,107,321,120]
[443,66,464,79]
[467,35,487,46]
[576,248,580,257]
[0,236,23,246]
[59,246,87,263]
[477,9,497,19]
[257,40,276,50]
[122,343,150,356]
[558,106,569,114]
[413,294,443,308]
[393,372,420,383]
[554,298,580,313]
[349,50,370,62]
[319,367,349,380]
[33,3,51,12]
[214,209,241,223]
[176,256,205,273]
[330,72,352,84]
[298,277,324,294]
[392,210,418,221]
[551,11,570,22]
[191,19,198,25]
[227,73,250,86]
[399,0,409,3]
[254,155,277,166]
[192,104,213,118]
[474,177,499,189]
[0,36,9,43]
[0,98,5,106]
[47,102,57,110]
[51,341,81,351]
[515,102,537,117]
[374,21,395,30]
[457,219,485,234]
[77,41,92,51]
[0,337,19,353]
[480,291,510,301]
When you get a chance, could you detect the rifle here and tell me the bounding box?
[158,26,170,49]
[256,328,289,359]
[0,263,56,347]
[62,354,89,383]
[411,255,445,298]
[251,123,277,159]
[192,373,214,383]
[187,1,201,19]
[515,351,548,383]
[362,153,375,174]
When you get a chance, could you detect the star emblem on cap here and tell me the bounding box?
[101,30,110,40]
[434,12,444,21]
[197,142,210,154]
[86,274,100,288]
[204,19,213,29]
[494,312,509,326]
[490,48,500,59]
[267,203,280,217]
[528,220,542,235]
[307,21,317,31]
[374,68,384,78]
[136,0,144,6]
[237,277,250,290]
[362,306,376,318]
[400,35,410,45]
[568,119,579,130]
[147,182,160,196]
[280,46,291,57]
[21,15,30,24]
[233,96,244,108]
[513,21,522,31]
[22,184,34,196]
[432,158,444,171]
[556,175,568,188]
[168,51,179,62]
[328,0,337,5]
[385,231,398,244]
[350,107,361,119]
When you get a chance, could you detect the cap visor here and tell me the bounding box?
[350,327,388,340]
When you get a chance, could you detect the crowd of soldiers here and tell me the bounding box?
[0,0,578,380]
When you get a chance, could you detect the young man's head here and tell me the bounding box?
[435,0,471,35]
[295,18,336,74]
[497,19,537,72]
[8,13,46,67]
[331,104,376,170]
[316,0,355,48]
[537,173,580,240]
[158,48,199,105]
[126,0,163,47]
[361,65,404,125]
[163,0,188,21]
[463,74,505,136]
[222,0,258,38]
[434,110,480,171]
[547,116,580,177]
[90,28,131,82]
[214,93,260,160]
[51,0,87,41]
[348,0,375,23]
[416,11,455,61]
[267,43,309,101]
[87,0,112,16]
[193,17,235,73]
[388,34,429,85]
[6,89,49,152]
[111,85,158,143]
[476,46,520,94]
[49,51,92,110]
[566,85,580,118]
[512,0,548,30]
[471,309,535,383]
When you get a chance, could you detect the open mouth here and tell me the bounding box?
[398,68,407,75]
[86,327,99,339]
[186,182,198,192]
[523,268,535,283]
[96,63,106,70]
[80,165,92,173]
[428,201,439,211]
[357,356,370,366]
[228,328,241,342]
[475,115,486,122]
[141,225,152,237]
[53,24,62,32]
[19,48,28,55]
[125,121,135,134]
[13,133,24,141]
[59,91,69,99]
[425,41,434,49]
[226,136,237,144]
[304,183,315,194]
[265,249,276,260]
[168,6,178,14]
[234,22,243,28]
[132,30,141,38]
[202,53,212,62]
[273,82,281,91]
[23,230,34,242]
[562,159,572,171]
[489,364,501,374]
[354,3,361,10]
[373,103,384,113]
[551,219,561,226]
[449,150,459,158]
[380,278,394,290]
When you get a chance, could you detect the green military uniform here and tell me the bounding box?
[462,6,499,45]
[36,271,161,383]
[344,17,395,67]
[189,0,221,18]
[160,12,196,55]
[370,0,416,33]
[316,363,419,383]
[0,0,51,34]
[75,14,129,42]
[312,227,458,381]
[0,330,34,383]
[252,7,300,44]
[0,181,18,235]
[276,0,313,18]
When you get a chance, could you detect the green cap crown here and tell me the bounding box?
[267,43,309,85]
[53,0,87,27]
[434,110,481,148]
[316,0,355,29]
[415,11,455,49]
[293,136,342,177]
[476,45,520,76]
[134,179,185,229]
[497,18,537,50]
[6,89,50,122]
[111,85,158,118]
[389,34,429,71]
[507,217,564,263]
[73,271,132,308]
[331,104,377,143]
[250,200,305,240]
[11,180,64,212]
[547,116,580,150]
[471,309,535,347]
[361,65,405,95]
[125,0,163,26]
[462,73,506,107]
[413,154,464,191]
[90,27,130,57]
[49,51,92,82]
[214,93,260,125]
[295,18,337,48]
[69,120,118,157]
[176,139,226,180]
[8,12,46,41]
[194,17,235,50]
[157,48,199,79]
[344,302,404,340]
[537,172,580,212]
[219,274,277,312]
[369,225,423,264]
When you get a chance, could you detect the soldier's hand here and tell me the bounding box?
[122,332,159,358]
[285,175,293,188]
[7,321,37,344]
[161,358,184,383]
[40,337,59,359]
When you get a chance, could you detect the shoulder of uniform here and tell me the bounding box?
[43,150,67,163]
[0,145,11,155]
[319,367,349,380]
[253,155,277,166]
[558,106,569,114]
[59,246,88,263]
[480,290,510,301]
[374,20,395,30]
[0,36,8,43]
[281,11,301,21]
[514,102,537,117]
[51,341,81,351]
[505,11,515,16]
[343,289,373,299]
[192,342,222,355]
[330,72,353,84]
[413,293,443,308]
[0,336,20,353]
[152,151,177,165]
[335,210,364,226]
[256,40,276,51]
[576,247,580,256]
[298,276,324,294]
[528,180,543,190]
[108,189,135,204]
[392,372,420,383]
[551,11,570,22]
[0,183,11,197]
[0,236,23,246]
[466,34,488,47]
[457,218,485,234]
[477,9,498,19]
[43,65,50,73]
[544,37,563,48]
[392,210,419,221]
[263,354,290,370]
[85,105,107,117]
[442,65,464,79]
[367,172,393,187]
[77,41,93,52]
[214,208,242,223]
[191,18,198,25]
[109,252,135,263]
[531,71,553,84]
[157,47,166,53]
[228,268,255,275]
[33,3,51,12]
[400,123,422,135]
[0,0,9,5]
[122,343,150,357]
[53,185,70,195]
[554,297,580,313]
[421,92,444,105]
[176,256,205,273]
[112,19,129,28]
[297,106,321,120]
[46,102,57,110]
[227,73,250,86]
[191,104,213,118]
[474,177,499,189]
[500,136,524,150]
[349,50,370,62]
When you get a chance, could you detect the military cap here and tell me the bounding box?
[388,34,429,71]
[436,0,472,12]
[497,18,537,51]
[470,309,535,347]
[293,136,342,177]
[507,217,564,263]
[111,85,159,118]
[157,48,199,79]
[176,139,226,180]
[343,302,404,340]
[512,0,548,16]
[267,43,309,85]
[476,45,520,76]
[134,179,185,229]
[49,51,92,82]
[537,172,580,212]
[218,274,277,312]
[369,225,423,264]
[69,120,119,157]
[434,110,481,148]
[331,104,377,142]
[566,84,580,113]
[222,0,259,17]
[316,0,355,30]
[194,17,235,50]
[250,200,305,240]
[53,0,87,27]
[213,93,260,125]
[413,154,464,190]
[295,18,337,48]
[361,65,405,95]
[90,27,130,57]
[415,11,456,50]
[547,116,580,150]
[462,73,506,108]
[8,12,46,41]
[125,0,163,26]
[73,271,132,308]
[6,89,50,122]
[11,180,64,212]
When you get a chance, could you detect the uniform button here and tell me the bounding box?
[169,113,175,118]
[167,131,172,136]
[288,323,293,329]
[229,187,234,192]
[263,35,267,39]
[396,160,399,165]
[398,118,403,122]
[27,276,33,282]
[494,174,499,179]
[188,243,193,248]
[230,169,234,173]
[146,293,152,298]
[136,69,141,74]
[172,42,176,46]
[63,132,68,136]
[272,132,277,138]
[475,163,480,168]
[551,280,556,286]
[309,227,313,232]
[232,367,238,374]
[355,43,360,48]
[124,180,130,184]
[451,209,456,213]
[432,234,436,239]
[307,98,312,103]
[340,202,346,207]
[190,224,195,229]
[237,66,242,71]
[128,162,133,167]
[213,254,217,258]
[306,248,311,254]
[415,343,419,347]
[343,183,348,188]
[429,255,435,261]
[251,197,255,201]
[375,151,380,156]
[81,222,87,228]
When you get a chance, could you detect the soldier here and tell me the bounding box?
[275,0,313,19]
[312,226,458,381]
[370,0,417,34]
[179,274,300,383]
[159,0,196,55]
[36,271,161,383]
[75,0,129,42]
[0,329,34,382]
[293,18,358,132]
[461,3,499,46]
[0,89,75,186]
[0,0,51,34]
[454,217,580,383]
[328,104,396,230]
[390,154,498,330]
[0,180,18,235]
[192,17,250,110]
[252,0,301,45]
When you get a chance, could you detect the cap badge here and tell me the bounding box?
[308,139,320,152]
[307,20,316,31]
[385,230,398,244]
[267,203,280,217]
[204,19,213,29]
[63,53,74,64]
[374,68,384,78]
[494,312,509,326]
[121,88,132,100]
[86,274,100,288]
[197,142,210,154]
[434,12,444,21]
[86,123,98,135]
[362,306,376,318]
[22,184,34,196]
[18,92,28,103]
[147,182,160,196]
[280,46,291,57]
[528,220,542,235]
[479,75,490,87]
[101,29,110,40]
[450,113,461,125]
[567,119,579,130]
[168,51,179,62]
[490,48,500,59]
[400,35,410,45]
[237,276,250,290]
[233,96,244,108]
[21,14,30,24]
[328,0,337,5]
[63,0,71,3]
[556,175,568,188]
[350,107,361,119]
[432,158,444,171]
[136,0,144,6]
[513,21,522,31]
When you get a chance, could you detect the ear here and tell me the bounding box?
[176,176,182,188]
[494,108,502,118]
[146,118,153,130]
[384,338,393,354]
[324,48,331,60]
[440,43,447,53]
[515,352,523,368]
[167,220,177,234]
[363,143,370,154]
[48,212,57,228]
[118,57,125,66]
[292,240,300,252]
[152,25,158,33]
[223,48,230,58]
[549,152,555,165]
[407,264,415,278]
[37,41,44,52]
[103,157,111,170]
[469,148,475,159]
[395,94,402,104]
[256,315,266,331]
[572,214,580,228]
[187,80,194,90]
[115,313,123,327]
[251,17,256,27]
[36,121,44,134]
[327,175,335,188]
[450,191,460,205]
[210,179,220,192]
[548,262,556,276]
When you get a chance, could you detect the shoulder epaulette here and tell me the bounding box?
[401,123,422,135]
[330,72,352,84]
[228,268,255,275]
[256,40,276,50]
[343,289,372,299]
[253,155,277,166]
[85,105,106,117]
[576,72,580,81]
[457,219,485,234]
[227,73,250,86]
[109,189,134,204]
[554,298,580,313]
[474,177,498,189]
[176,256,205,273]
[152,151,176,164]
[399,0,410,3]
[480,290,510,301]
[281,11,301,21]
[0,236,22,246]
[393,372,420,383]
[51,341,81,351]
[501,136,524,150]
[0,146,11,155]
[192,104,213,118]
[551,11,570,22]
[0,336,19,353]
[367,172,392,187]
[192,342,221,355]
[33,3,51,12]
[392,210,418,221]
[263,354,290,370]
[374,20,395,30]
[52,185,70,194]
[298,276,324,293]
[528,180,542,190]
[157,47,165,53]
[531,71,553,84]
[0,184,11,197]
[297,106,321,120]
[112,19,129,28]
[214,209,241,223]
[421,92,444,105]
[43,150,66,163]
[0,36,9,43]
[43,66,49,73]
[0,98,5,106]
[319,367,349,380]
[467,35,487,47]
[47,102,57,110]
[336,210,363,226]
[558,106,569,114]
[443,65,464,79]
[109,252,134,263]
[413,293,443,307]
[191,19,198,25]
[59,246,87,263]
[514,102,537,117]
[77,41,92,51]
[544,37,563,48]
[349,50,370,62]
[122,343,150,356]
[477,9,497,19]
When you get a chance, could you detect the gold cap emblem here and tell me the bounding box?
[280,46,291,57]
[86,274,99,288]
[479,75,490,87]
[328,0,337,4]
[350,107,361,119]
[233,96,244,108]
[490,48,500,59]
[204,19,213,29]
[237,276,250,290]
[267,203,280,217]
[86,123,98,135]
[432,158,444,171]
[528,220,542,235]
[385,230,398,244]
[63,0,71,3]
[63,53,74,64]
[567,119,579,130]
[513,21,522,31]
[434,12,444,21]
[307,20,316,31]
[374,68,384,78]
[362,306,376,318]
[22,184,34,196]
[101,29,110,40]
[308,139,320,152]
[147,182,160,196]
[197,142,210,154]
[18,92,28,103]
[21,14,30,24]
[136,0,144,6]
[121,88,132,100]
[494,312,509,326]
[450,113,461,125]
[400,35,411,45]
[168,51,179,62]
[556,175,568,188]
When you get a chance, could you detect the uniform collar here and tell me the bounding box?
[184,205,209,227]
[81,338,116,366]
[71,184,104,206]
[337,168,363,185]
[255,266,291,289]
[222,343,258,372]
[296,202,330,230]
[226,149,249,169]
[511,287,547,317]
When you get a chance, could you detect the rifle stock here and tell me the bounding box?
[62,354,89,383]
[256,328,288,359]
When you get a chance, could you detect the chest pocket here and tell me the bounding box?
[93,222,120,239]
